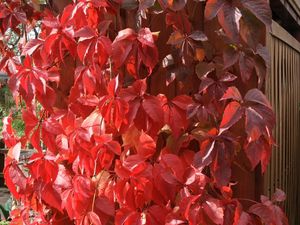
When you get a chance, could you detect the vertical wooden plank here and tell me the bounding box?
[295,51,298,224]
[293,49,296,223]
[292,49,297,223]
[289,45,292,197]
[289,48,297,220]
[291,51,299,224]
[270,38,276,196]
[265,32,273,197]
[288,49,297,223]
[289,46,293,218]
[274,38,278,196]
[297,52,300,225]
[285,43,288,209]
[274,37,278,196]
[286,47,290,216]
[286,46,291,216]
[271,37,276,197]
[277,40,282,193]
[298,52,300,225]
[281,40,285,192]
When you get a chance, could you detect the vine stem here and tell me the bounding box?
[21,0,28,44]
[233,161,252,174]
[238,198,259,205]
[91,171,105,212]
[23,25,28,44]
[109,57,113,79]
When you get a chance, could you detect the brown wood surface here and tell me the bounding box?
[265,20,300,225]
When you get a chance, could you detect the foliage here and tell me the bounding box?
[0,197,11,221]
[0,85,24,138]
[0,0,288,224]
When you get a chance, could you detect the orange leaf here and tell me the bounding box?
[194,48,205,62]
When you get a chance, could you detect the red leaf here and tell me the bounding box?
[7,142,21,161]
[244,88,272,109]
[22,108,38,137]
[161,95,193,137]
[240,11,265,49]
[256,44,270,67]
[237,212,252,225]
[244,137,271,172]
[82,70,96,95]
[245,107,266,141]
[166,12,191,33]
[217,3,241,42]
[137,131,156,159]
[223,45,239,68]
[203,198,224,224]
[76,27,112,68]
[220,101,243,133]
[248,203,274,224]
[73,175,94,200]
[43,118,64,135]
[99,79,129,131]
[219,72,237,82]
[81,109,106,136]
[4,159,27,199]
[54,165,72,190]
[85,212,102,225]
[112,28,158,78]
[147,205,169,225]
[198,78,215,96]
[104,139,122,155]
[119,155,148,177]
[22,39,43,56]
[74,26,96,39]
[272,188,286,202]
[120,80,164,135]
[9,56,57,107]
[115,208,140,225]
[221,86,242,102]
[205,0,226,20]
[240,0,272,27]
[95,196,115,216]
[271,205,289,225]
[211,142,233,187]
[158,0,187,11]
[161,154,185,183]
[142,96,164,124]
[189,30,208,42]
[28,153,59,183]
[239,52,255,82]
[30,128,42,152]
[41,183,63,212]
[138,0,155,11]
[2,115,18,148]
[195,62,215,78]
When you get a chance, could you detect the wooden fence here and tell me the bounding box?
[265,21,300,225]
